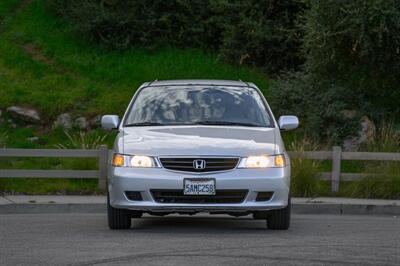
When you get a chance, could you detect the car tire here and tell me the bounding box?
[107,193,131,229]
[266,197,291,230]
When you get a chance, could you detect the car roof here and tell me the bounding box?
[141,79,256,88]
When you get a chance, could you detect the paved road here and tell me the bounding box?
[0,213,399,265]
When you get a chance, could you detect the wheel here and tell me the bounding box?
[107,193,131,229]
[266,197,291,230]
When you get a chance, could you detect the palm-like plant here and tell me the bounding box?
[55,131,108,149]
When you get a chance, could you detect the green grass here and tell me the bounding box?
[0,0,269,120]
[0,178,100,195]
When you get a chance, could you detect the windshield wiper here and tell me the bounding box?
[124,122,165,127]
[192,121,262,127]
[125,121,264,127]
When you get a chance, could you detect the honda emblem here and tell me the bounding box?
[193,159,206,170]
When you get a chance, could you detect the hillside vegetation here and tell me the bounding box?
[53,0,400,143]
[0,0,269,122]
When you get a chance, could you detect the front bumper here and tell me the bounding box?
[108,166,290,213]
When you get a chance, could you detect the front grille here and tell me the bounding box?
[159,157,239,172]
[151,189,248,204]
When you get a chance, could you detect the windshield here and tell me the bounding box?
[123,86,274,127]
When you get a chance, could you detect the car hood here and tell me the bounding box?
[120,126,278,156]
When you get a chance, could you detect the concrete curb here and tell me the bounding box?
[292,203,400,216]
[1,195,399,215]
[0,203,106,214]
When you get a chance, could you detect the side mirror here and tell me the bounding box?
[278,115,299,131]
[101,115,120,130]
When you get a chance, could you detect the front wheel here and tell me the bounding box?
[107,194,131,229]
[266,197,291,230]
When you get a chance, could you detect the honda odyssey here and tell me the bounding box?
[102,80,298,229]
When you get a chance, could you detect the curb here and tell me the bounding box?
[0,203,106,214]
[1,203,399,215]
[292,203,400,216]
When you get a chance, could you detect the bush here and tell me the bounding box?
[50,0,221,49]
[303,1,400,79]
[288,140,321,197]
[271,72,361,144]
[55,131,108,149]
[347,124,400,199]
[302,0,400,121]
[349,163,400,199]
[272,0,400,143]
[216,0,304,72]
[363,122,400,152]
[49,0,304,73]
[290,158,321,197]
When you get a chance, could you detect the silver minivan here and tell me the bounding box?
[102,80,298,229]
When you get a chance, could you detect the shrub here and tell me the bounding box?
[349,124,400,199]
[301,0,400,122]
[216,0,304,72]
[288,140,321,197]
[271,72,361,144]
[55,131,108,149]
[363,122,400,152]
[50,0,221,50]
[349,163,400,199]
[49,0,304,73]
[272,0,400,143]
[54,130,109,171]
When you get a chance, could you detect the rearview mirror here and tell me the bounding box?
[101,115,120,130]
[278,116,299,131]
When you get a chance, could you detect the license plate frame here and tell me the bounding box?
[183,178,216,195]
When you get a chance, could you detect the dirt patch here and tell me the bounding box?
[22,43,54,66]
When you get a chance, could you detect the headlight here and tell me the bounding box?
[112,154,159,168]
[238,154,286,168]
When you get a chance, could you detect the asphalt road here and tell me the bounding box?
[0,213,399,266]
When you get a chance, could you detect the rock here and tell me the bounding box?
[341,109,358,120]
[27,137,39,143]
[7,119,17,128]
[343,137,359,152]
[6,106,40,123]
[74,117,87,130]
[359,116,376,144]
[88,115,102,129]
[53,113,72,130]
[343,116,376,151]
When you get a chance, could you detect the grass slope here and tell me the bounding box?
[0,0,269,120]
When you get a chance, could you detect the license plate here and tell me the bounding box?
[183,178,216,195]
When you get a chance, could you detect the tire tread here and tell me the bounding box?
[107,194,131,229]
[266,198,291,230]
